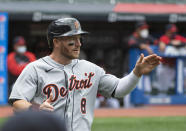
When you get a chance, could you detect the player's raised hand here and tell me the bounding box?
[133,53,161,77]
[39,92,54,112]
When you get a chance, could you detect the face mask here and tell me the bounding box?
[16,46,27,54]
[140,29,149,38]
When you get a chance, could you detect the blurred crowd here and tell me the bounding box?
[7,22,186,108]
[127,22,186,97]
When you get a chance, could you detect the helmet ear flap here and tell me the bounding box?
[47,28,54,52]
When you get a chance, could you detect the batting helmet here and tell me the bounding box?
[47,17,88,49]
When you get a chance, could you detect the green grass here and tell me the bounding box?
[92,117,186,131]
[0,117,186,131]
[0,118,7,129]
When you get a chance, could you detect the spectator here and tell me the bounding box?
[7,36,36,95]
[156,24,186,94]
[1,110,67,131]
[159,23,186,55]
[128,21,157,55]
[128,21,157,95]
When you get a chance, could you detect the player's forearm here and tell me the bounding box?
[12,99,32,112]
[114,71,140,98]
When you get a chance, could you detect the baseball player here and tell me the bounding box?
[9,18,161,131]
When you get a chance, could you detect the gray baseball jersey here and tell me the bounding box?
[10,56,119,131]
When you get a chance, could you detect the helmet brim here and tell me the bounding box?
[55,30,88,37]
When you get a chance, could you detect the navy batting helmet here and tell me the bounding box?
[47,18,88,49]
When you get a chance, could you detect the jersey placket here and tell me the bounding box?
[64,66,75,131]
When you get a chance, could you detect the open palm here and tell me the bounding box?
[133,54,161,77]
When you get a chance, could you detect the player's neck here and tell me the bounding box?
[49,53,72,65]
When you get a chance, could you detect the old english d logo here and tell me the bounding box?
[74,21,79,29]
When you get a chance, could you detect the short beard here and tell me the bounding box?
[60,42,80,60]
[60,49,79,60]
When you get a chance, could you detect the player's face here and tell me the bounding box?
[58,35,81,59]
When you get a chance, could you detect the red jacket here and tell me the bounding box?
[160,35,186,45]
[7,52,36,76]
[159,34,186,66]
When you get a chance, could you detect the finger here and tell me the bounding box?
[152,55,162,61]
[145,54,161,64]
[148,61,158,65]
[137,53,144,63]
[153,56,162,63]
[160,57,165,62]
[151,63,160,70]
[40,102,54,110]
[145,54,157,60]
[156,56,162,60]
[148,57,161,64]
[156,57,162,63]
[151,61,161,66]
[46,92,53,103]
[40,107,54,112]
[45,102,54,109]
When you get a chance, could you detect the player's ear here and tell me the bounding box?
[53,38,58,44]
[53,38,60,48]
